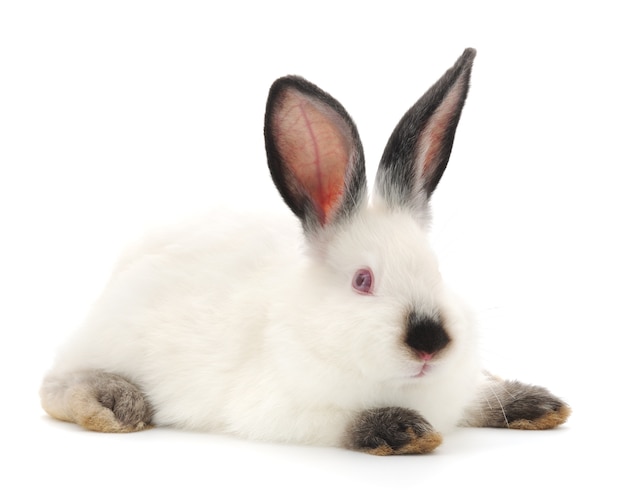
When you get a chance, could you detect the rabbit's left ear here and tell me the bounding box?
[375,48,476,221]
[264,76,366,237]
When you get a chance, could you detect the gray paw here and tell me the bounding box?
[477,378,571,430]
[345,407,442,455]
[92,372,154,430]
[42,370,154,433]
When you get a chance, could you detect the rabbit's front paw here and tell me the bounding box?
[472,377,571,430]
[503,382,571,430]
[345,407,442,455]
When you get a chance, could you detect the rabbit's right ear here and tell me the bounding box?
[264,76,366,237]
[375,48,476,223]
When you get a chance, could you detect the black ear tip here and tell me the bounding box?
[460,48,477,67]
[271,75,304,89]
[463,47,477,58]
[268,75,326,102]
[267,75,302,101]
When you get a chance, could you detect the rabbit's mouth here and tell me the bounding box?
[410,362,433,379]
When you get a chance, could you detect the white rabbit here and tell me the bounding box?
[40,48,570,455]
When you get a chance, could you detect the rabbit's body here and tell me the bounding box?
[41,49,571,454]
[47,209,480,445]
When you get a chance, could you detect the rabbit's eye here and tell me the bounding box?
[352,268,374,295]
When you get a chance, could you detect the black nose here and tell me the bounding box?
[405,312,451,356]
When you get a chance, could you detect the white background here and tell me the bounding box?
[1,1,624,495]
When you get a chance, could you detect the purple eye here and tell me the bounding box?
[352,268,374,295]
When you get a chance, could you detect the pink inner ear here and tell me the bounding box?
[415,78,464,181]
[274,91,351,224]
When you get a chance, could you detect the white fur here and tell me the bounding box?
[48,200,482,446]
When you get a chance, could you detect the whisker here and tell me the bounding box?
[487,382,509,428]
[499,381,518,400]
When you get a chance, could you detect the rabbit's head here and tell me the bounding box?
[264,49,477,390]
